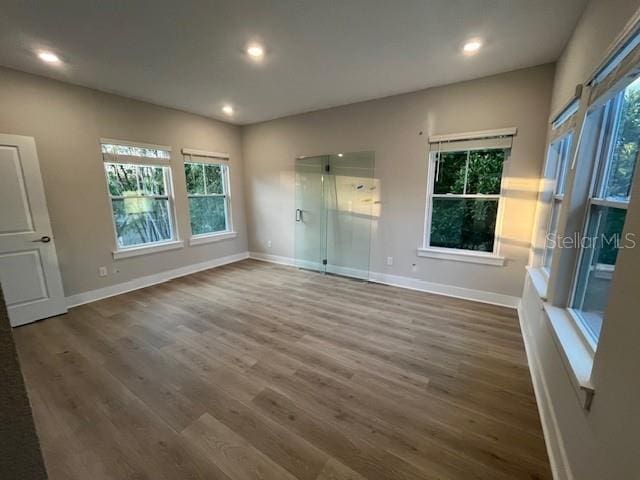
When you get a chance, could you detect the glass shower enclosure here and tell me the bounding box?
[294,151,375,280]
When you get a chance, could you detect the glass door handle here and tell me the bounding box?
[295,209,302,222]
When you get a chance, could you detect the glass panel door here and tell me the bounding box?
[325,152,375,280]
[294,151,375,280]
[294,155,327,272]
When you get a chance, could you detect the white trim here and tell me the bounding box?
[544,304,595,409]
[368,271,518,307]
[66,252,249,308]
[592,262,614,280]
[104,162,180,254]
[189,231,237,246]
[113,240,184,259]
[550,88,582,127]
[100,137,172,152]
[526,266,549,300]
[417,247,505,266]
[566,308,598,353]
[182,147,229,159]
[517,290,574,480]
[249,251,296,266]
[429,137,513,153]
[428,127,517,143]
[102,152,170,165]
[249,252,519,308]
[590,198,629,209]
[422,149,509,259]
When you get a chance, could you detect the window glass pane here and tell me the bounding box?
[189,196,228,235]
[112,198,172,247]
[101,143,170,159]
[138,165,166,195]
[544,199,562,270]
[430,198,498,252]
[544,141,561,178]
[572,206,627,340]
[604,77,640,201]
[184,163,205,194]
[433,152,466,194]
[556,135,573,195]
[105,163,138,196]
[205,164,224,194]
[466,149,505,195]
[105,163,166,196]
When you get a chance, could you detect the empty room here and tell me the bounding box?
[1,0,639,479]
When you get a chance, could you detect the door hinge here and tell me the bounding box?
[325,164,330,173]
[322,259,327,265]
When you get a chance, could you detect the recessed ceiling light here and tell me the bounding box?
[247,44,264,58]
[37,51,61,64]
[338,153,344,157]
[222,105,234,115]
[462,40,482,55]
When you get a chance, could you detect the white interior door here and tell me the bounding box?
[0,134,66,326]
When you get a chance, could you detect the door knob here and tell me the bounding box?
[32,236,51,243]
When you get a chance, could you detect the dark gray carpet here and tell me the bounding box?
[0,285,48,479]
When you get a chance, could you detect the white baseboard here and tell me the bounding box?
[249,251,519,308]
[248,251,295,267]
[66,251,250,308]
[518,290,573,480]
[368,271,519,308]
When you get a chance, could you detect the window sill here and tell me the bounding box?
[113,240,184,260]
[542,303,595,410]
[526,266,548,300]
[189,231,237,246]
[417,247,505,266]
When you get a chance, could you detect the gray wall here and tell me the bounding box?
[550,0,640,113]
[0,67,248,296]
[523,0,640,478]
[242,64,555,300]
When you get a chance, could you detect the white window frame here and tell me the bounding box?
[568,90,630,347]
[419,145,509,266]
[541,133,574,274]
[182,148,235,246]
[101,139,182,259]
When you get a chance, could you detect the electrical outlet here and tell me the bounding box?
[411,263,418,272]
[267,240,272,248]
[98,266,108,277]
[386,256,393,266]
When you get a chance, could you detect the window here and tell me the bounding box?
[542,133,573,271]
[102,141,177,251]
[570,76,640,342]
[424,148,507,255]
[184,161,231,237]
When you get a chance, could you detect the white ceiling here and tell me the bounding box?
[0,0,588,125]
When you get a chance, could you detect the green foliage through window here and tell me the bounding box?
[104,162,172,248]
[605,79,640,200]
[184,162,229,235]
[430,198,498,252]
[429,148,505,252]
[101,143,170,159]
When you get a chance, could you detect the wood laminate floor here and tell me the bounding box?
[14,259,551,480]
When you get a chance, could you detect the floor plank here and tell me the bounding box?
[14,259,551,479]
